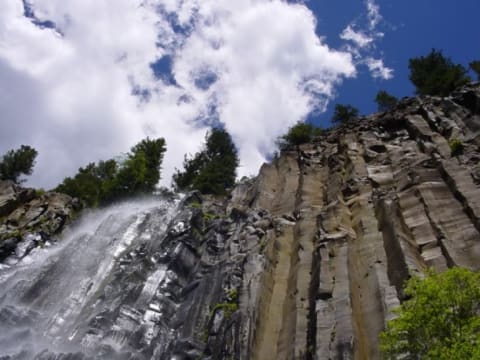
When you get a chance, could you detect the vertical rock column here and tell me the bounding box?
[341,134,398,360]
[314,140,356,360]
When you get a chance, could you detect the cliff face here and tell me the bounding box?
[228,83,480,359]
[1,84,480,360]
[0,180,80,263]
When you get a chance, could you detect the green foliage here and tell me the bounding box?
[409,49,471,96]
[188,201,202,210]
[277,122,323,150]
[380,267,480,360]
[211,302,238,320]
[55,138,166,207]
[173,128,239,195]
[470,61,480,81]
[227,288,238,302]
[129,137,166,192]
[56,161,115,207]
[449,138,464,156]
[375,90,398,112]
[35,188,46,197]
[0,230,23,242]
[332,104,359,124]
[0,145,38,184]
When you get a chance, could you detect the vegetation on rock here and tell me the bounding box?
[332,104,359,124]
[409,49,470,96]
[173,127,239,195]
[276,122,323,150]
[380,267,480,359]
[56,137,166,207]
[449,138,464,156]
[0,145,38,184]
[375,90,398,112]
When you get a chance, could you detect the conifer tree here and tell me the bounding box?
[332,104,359,124]
[0,145,38,184]
[173,127,239,195]
[409,49,470,96]
[276,122,323,151]
[375,90,398,112]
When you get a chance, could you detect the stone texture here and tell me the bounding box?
[2,83,480,359]
[0,182,80,262]
[231,83,480,360]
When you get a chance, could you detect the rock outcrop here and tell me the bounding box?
[1,83,480,360]
[226,82,480,359]
[0,180,80,263]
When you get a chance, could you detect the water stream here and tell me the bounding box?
[0,197,181,359]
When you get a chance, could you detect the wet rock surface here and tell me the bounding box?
[0,193,277,360]
[0,181,80,263]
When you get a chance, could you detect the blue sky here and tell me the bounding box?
[0,0,478,188]
[306,0,480,125]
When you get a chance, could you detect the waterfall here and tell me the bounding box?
[0,197,181,359]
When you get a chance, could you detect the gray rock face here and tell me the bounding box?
[1,83,480,360]
[233,83,480,360]
[0,182,80,263]
[0,180,36,217]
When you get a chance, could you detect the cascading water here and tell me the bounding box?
[0,197,184,359]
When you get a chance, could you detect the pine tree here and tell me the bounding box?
[409,49,470,96]
[173,128,239,195]
[332,104,359,124]
[0,145,38,184]
[276,122,323,151]
[375,90,398,112]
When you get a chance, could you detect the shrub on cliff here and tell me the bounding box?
[0,145,38,184]
[449,138,464,157]
[409,49,470,96]
[276,122,323,150]
[173,127,239,195]
[332,104,359,124]
[380,267,480,359]
[375,90,398,112]
[56,137,166,207]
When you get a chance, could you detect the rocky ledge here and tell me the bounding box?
[0,180,81,263]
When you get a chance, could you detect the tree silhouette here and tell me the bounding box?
[332,104,359,124]
[409,49,470,96]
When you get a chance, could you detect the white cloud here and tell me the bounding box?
[366,0,382,30]
[0,0,357,189]
[365,57,394,80]
[339,0,392,80]
[340,25,373,48]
